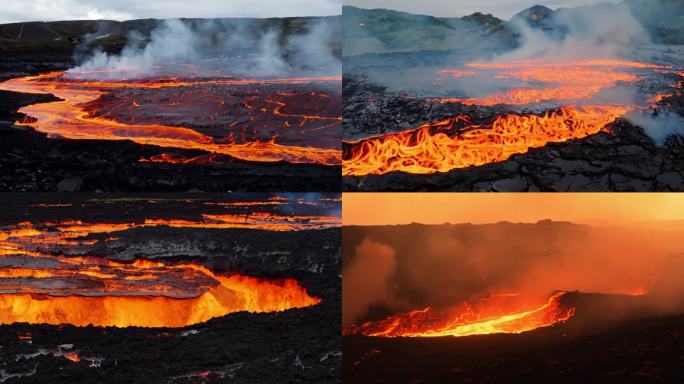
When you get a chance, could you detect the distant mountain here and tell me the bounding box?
[343,1,684,57]
[0,16,341,54]
[342,5,515,56]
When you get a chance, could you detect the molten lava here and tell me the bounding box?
[0,200,334,327]
[343,292,575,337]
[0,71,341,166]
[343,105,628,175]
[343,59,679,176]
[0,256,320,328]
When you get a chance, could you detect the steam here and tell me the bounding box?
[342,238,404,327]
[499,3,649,62]
[344,222,684,325]
[624,110,684,146]
[73,19,197,79]
[69,18,340,79]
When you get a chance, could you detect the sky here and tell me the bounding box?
[343,193,684,226]
[0,0,341,24]
[344,0,619,19]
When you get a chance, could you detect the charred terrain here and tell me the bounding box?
[343,221,684,383]
[0,17,342,192]
[342,1,684,191]
[0,194,341,383]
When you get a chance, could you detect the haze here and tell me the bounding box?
[343,193,684,226]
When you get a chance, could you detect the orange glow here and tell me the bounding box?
[343,59,678,176]
[139,153,227,165]
[343,292,574,337]
[64,352,81,362]
[0,210,340,257]
[0,211,327,327]
[440,63,640,106]
[0,71,341,166]
[0,258,320,328]
[343,105,628,175]
[435,69,477,78]
[342,193,684,226]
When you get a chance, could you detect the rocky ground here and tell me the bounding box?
[344,292,684,383]
[0,195,341,383]
[342,73,684,192]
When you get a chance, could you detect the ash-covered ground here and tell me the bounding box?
[0,17,341,192]
[0,194,341,383]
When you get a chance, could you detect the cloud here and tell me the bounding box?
[0,0,341,24]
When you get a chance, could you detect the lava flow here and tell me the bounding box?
[0,197,340,327]
[344,105,628,175]
[0,71,341,165]
[0,256,320,328]
[343,292,575,337]
[343,59,678,176]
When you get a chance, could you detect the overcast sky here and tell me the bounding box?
[0,0,341,24]
[344,0,619,19]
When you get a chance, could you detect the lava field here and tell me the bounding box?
[0,194,341,383]
[0,16,342,192]
[342,3,684,192]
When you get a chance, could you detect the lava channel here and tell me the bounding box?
[0,71,341,166]
[343,292,575,337]
[343,59,680,176]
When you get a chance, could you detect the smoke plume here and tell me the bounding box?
[69,17,340,79]
[342,238,404,327]
[343,222,684,325]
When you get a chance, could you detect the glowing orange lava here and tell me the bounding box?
[0,257,320,327]
[343,59,678,176]
[0,209,339,257]
[436,69,478,78]
[343,292,575,337]
[343,105,628,175]
[0,71,341,165]
[0,206,331,327]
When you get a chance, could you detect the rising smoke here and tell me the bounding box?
[343,222,684,326]
[342,238,406,326]
[625,110,684,146]
[68,17,341,79]
[498,3,649,61]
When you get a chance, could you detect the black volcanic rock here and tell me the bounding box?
[511,5,555,26]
